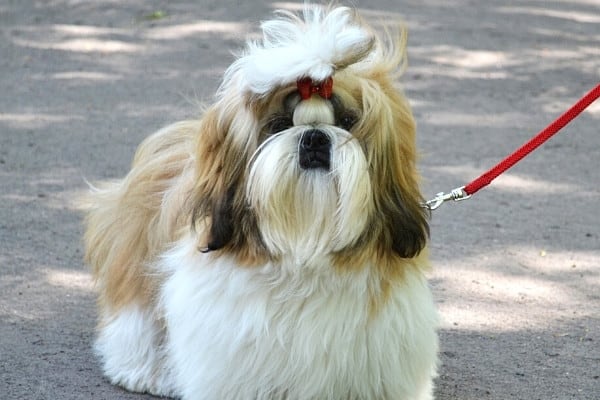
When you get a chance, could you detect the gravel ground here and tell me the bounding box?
[1,1,598,399]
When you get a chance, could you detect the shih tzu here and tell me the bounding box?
[83,4,438,399]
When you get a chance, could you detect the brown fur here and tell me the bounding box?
[83,105,269,314]
[331,29,429,265]
[331,29,429,315]
[83,121,198,312]
[83,25,427,320]
[188,103,268,264]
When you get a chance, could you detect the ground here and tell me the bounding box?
[1,1,599,399]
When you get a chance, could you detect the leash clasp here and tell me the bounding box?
[424,186,471,210]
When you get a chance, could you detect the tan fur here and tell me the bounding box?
[81,6,441,398]
[187,100,269,265]
[83,21,426,321]
[83,121,199,313]
[331,29,428,263]
[328,29,429,316]
[83,104,268,315]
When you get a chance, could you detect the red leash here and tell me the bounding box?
[425,83,600,210]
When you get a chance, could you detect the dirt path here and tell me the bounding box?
[1,1,598,399]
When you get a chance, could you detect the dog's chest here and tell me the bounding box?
[160,240,437,399]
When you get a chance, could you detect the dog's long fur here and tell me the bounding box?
[83,4,438,399]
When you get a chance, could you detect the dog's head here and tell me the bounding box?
[190,5,428,264]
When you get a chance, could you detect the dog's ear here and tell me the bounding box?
[379,185,429,259]
[200,187,235,252]
[358,75,429,259]
[189,101,262,256]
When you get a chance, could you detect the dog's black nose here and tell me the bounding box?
[299,129,331,170]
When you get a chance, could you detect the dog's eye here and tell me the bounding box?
[338,110,358,131]
[284,92,301,113]
[267,114,294,134]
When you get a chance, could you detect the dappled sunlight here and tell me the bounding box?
[426,165,579,194]
[407,31,597,85]
[45,268,94,292]
[541,93,600,117]
[0,112,83,130]
[50,187,92,212]
[529,46,600,61]
[13,169,92,211]
[522,46,600,78]
[271,2,305,12]
[10,23,139,54]
[491,173,578,194]
[1,193,42,203]
[409,45,514,80]
[1,168,90,211]
[497,6,600,24]
[410,64,509,80]
[351,7,409,24]
[1,1,596,398]
[49,71,122,82]
[408,40,599,84]
[510,246,598,275]
[0,266,94,323]
[114,102,192,119]
[419,110,521,127]
[51,24,130,37]
[272,2,410,22]
[430,48,512,70]
[11,18,249,56]
[145,21,247,40]
[431,246,597,332]
[13,36,142,53]
[29,186,91,212]
[584,99,600,117]
[530,27,600,43]
[532,84,597,115]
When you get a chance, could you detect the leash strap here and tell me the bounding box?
[425,83,600,210]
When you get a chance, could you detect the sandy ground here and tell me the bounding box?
[1,1,599,399]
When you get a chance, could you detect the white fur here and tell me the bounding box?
[293,96,335,126]
[247,124,371,260]
[94,306,176,397]
[90,5,436,399]
[222,5,373,97]
[160,236,438,400]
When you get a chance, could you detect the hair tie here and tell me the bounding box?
[297,77,333,100]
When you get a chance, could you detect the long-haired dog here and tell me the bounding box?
[83,4,438,399]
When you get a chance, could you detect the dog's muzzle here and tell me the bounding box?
[298,129,331,170]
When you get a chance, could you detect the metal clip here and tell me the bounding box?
[423,186,471,210]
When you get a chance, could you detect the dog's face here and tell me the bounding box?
[189,6,429,265]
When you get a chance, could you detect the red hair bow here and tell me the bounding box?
[297,77,333,100]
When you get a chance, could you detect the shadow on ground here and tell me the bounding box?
[1,1,598,399]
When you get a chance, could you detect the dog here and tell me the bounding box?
[83,4,438,399]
